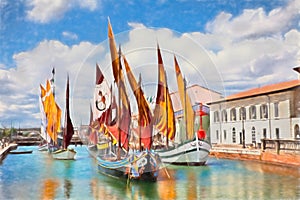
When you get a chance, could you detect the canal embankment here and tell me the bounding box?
[210,144,300,167]
[0,143,18,162]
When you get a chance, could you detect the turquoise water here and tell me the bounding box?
[0,146,299,199]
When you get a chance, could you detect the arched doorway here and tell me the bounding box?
[295,124,300,139]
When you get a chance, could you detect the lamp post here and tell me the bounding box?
[242,118,245,148]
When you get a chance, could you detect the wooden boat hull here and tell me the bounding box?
[156,139,211,166]
[52,149,76,160]
[97,150,160,182]
[9,150,33,154]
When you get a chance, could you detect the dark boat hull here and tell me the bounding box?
[97,150,160,182]
[9,150,33,154]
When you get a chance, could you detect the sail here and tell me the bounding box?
[40,79,61,144]
[46,92,61,144]
[108,20,131,150]
[93,64,111,121]
[88,104,98,145]
[63,76,74,149]
[174,56,195,140]
[123,55,153,150]
[153,45,175,141]
[39,85,51,143]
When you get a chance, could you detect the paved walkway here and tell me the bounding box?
[0,143,18,162]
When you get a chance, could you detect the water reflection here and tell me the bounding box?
[41,179,59,200]
[1,147,299,199]
[64,179,73,199]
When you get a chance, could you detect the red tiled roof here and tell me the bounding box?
[226,79,300,101]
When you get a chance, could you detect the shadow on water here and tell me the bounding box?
[89,170,161,200]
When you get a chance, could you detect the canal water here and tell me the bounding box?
[0,146,299,199]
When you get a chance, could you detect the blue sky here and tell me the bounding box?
[0,0,299,128]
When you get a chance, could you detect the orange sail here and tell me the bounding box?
[123,55,153,150]
[153,45,175,141]
[174,56,195,140]
[45,92,61,144]
[107,20,131,150]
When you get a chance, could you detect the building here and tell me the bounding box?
[170,84,222,141]
[170,84,223,118]
[208,79,300,147]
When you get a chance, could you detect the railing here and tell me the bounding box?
[261,138,300,154]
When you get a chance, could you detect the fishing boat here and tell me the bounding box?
[153,46,211,166]
[87,20,160,181]
[52,76,76,160]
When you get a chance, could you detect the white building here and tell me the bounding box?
[208,80,300,147]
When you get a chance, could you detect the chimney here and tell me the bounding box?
[293,66,300,80]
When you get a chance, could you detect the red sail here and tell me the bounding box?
[123,55,153,150]
[63,76,74,149]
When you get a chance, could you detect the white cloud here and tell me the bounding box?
[206,0,300,39]
[2,0,299,128]
[0,40,99,127]
[26,0,98,23]
[128,22,147,29]
[62,31,78,40]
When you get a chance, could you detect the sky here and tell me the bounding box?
[0,0,299,128]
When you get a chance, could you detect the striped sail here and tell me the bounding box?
[174,56,195,140]
[153,45,175,141]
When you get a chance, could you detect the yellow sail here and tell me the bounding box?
[107,19,131,150]
[153,45,175,140]
[46,91,61,143]
[174,56,195,140]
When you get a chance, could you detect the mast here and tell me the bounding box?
[138,73,142,151]
[165,70,169,148]
[51,67,55,97]
[117,46,121,159]
[184,77,188,141]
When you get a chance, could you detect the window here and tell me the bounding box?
[249,105,256,120]
[222,110,227,122]
[214,111,220,122]
[224,130,227,140]
[232,128,236,143]
[216,130,219,140]
[251,127,256,144]
[263,128,267,138]
[260,104,268,119]
[230,108,236,121]
[295,125,300,138]
[276,128,280,139]
[239,107,246,120]
[274,102,279,118]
